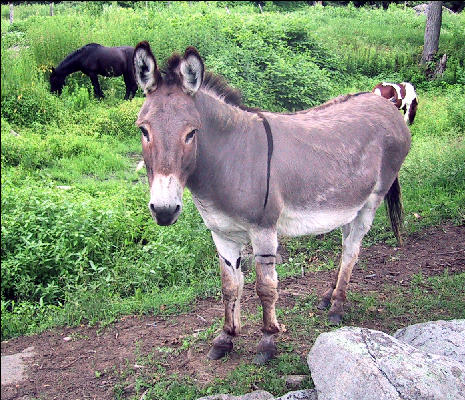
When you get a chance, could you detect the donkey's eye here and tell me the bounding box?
[140,126,149,141]
[185,129,197,144]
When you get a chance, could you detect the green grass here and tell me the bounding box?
[2,1,464,339]
[103,270,465,400]
[1,6,464,399]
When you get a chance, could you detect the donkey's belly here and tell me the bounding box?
[277,204,362,236]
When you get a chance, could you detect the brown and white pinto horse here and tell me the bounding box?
[372,82,418,125]
[132,42,411,364]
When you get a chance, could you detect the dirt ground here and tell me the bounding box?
[2,223,464,400]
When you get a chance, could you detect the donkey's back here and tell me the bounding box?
[265,92,410,237]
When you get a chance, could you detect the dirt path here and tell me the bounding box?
[2,223,464,400]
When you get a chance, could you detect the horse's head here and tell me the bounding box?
[133,41,204,226]
[50,68,65,95]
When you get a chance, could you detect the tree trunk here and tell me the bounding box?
[433,53,448,77]
[9,2,14,24]
[421,1,443,65]
[50,2,54,16]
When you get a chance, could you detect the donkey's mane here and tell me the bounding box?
[161,52,368,114]
[161,53,243,107]
[307,92,370,112]
[56,43,101,70]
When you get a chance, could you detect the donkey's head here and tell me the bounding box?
[133,41,204,226]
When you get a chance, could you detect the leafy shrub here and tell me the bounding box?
[90,100,142,138]
[1,1,464,340]
[446,85,465,132]
[1,84,67,127]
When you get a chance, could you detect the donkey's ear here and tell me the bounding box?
[179,47,204,95]
[133,41,161,94]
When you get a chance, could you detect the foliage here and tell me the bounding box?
[1,1,464,345]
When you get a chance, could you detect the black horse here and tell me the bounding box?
[50,43,138,100]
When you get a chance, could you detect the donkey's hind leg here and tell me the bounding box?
[251,229,280,364]
[328,194,384,324]
[208,232,243,360]
[318,224,351,310]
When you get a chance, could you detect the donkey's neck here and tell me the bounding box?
[195,89,256,136]
[187,90,268,205]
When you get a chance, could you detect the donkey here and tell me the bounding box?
[50,43,138,100]
[133,41,411,364]
[372,82,418,125]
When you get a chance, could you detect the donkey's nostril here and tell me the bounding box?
[149,203,181,226]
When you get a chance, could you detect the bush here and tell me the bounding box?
[1,84,67,127]
[1,1,464,340]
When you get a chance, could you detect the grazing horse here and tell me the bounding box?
[50,43,138,100]
[132,42,411,364]
[372,82,418,125]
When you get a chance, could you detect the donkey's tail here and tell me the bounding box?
[384,176,404,246]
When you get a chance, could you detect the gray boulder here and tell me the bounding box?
[196,390,274,400]
[276,389,318,400]
[308,326,465,400]
[394,319,465,364]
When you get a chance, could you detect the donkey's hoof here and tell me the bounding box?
[253,350,276,365]
[328,312,343,325]
[255,334,277,364]
[207,342,233,360]
[317,297,331,310]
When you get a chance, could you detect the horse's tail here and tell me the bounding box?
[384,176,404,246]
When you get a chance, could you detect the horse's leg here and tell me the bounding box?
[207,232,243,360]
[123,73,134,100]
[251,229,280,364]
[89,73,104,99]
[403,103,411,125]
[328,194,384,324]
[317,223,351,310]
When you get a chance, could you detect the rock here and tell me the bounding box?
[196,390,274,400]
[413,3,454,15]
[1,346,36,386]
[413,3,429,15]
[283,375,308,389]
[135,160,145,171]
[307,326,465,400]
[394,319,465,364]
[276,389,318,400]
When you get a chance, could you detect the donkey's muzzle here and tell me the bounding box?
[149,204,181,226]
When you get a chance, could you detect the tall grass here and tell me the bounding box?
[1,1,464,340]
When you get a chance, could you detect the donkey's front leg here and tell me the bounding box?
[208,232,243,360]
[251,229,280,364]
